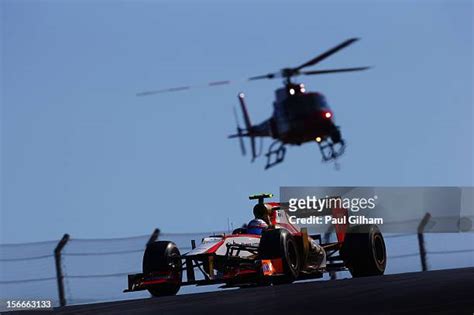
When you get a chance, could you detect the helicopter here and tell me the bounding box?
[137,38,370,169]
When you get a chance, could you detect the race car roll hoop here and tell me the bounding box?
[124,193,387,296]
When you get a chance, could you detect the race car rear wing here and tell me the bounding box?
[249,193,273,204]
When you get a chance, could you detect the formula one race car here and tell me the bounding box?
[124,194,386,297]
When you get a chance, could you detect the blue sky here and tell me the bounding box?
[1,0,472,243]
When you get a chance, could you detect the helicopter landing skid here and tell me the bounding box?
[317,138,345,164]
[265,141,286,170]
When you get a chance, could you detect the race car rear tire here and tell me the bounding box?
[142,241,182,297]
[340,224,386,277]
[259,229,301,284]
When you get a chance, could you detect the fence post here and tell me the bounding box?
[54,234,70,307]
[147,228,160,245]
[417,213,431,272]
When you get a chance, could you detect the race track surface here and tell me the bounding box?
[11,268,474,314]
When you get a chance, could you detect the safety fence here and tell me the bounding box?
[1,229,473,310]
[0,230,223,308]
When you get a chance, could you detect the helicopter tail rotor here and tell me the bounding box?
[238,93,257,161]
[232,107,246,156]
[228,93,258,161]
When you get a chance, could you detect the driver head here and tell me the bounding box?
[253,203,272,224]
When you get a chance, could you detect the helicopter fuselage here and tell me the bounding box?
[140,37,367,169]
[252,84,341,145]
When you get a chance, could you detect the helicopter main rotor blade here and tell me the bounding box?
[137,38,368,94]
[302,66,371,76]
[137,86,191,96]
[248,73,279,81]
[136,80,234,96]
[294,38,360,71]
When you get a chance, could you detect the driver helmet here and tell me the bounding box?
[247,218,268,235]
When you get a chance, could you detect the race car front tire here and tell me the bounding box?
[259,229,301,284]
[142,241,182,297]
[340,224,386,277]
